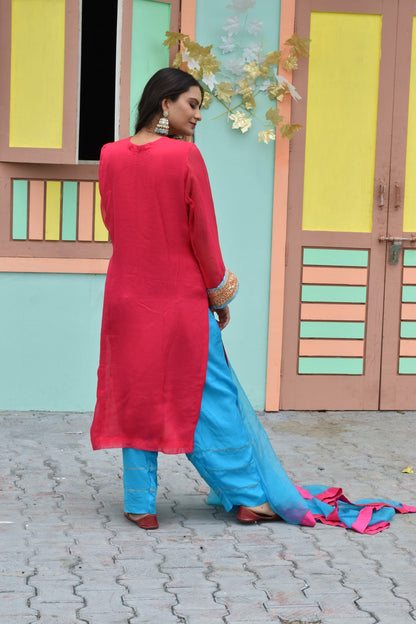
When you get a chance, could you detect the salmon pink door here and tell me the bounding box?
[279,0,416,409]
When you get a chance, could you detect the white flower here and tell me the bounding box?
[219,35,236,54]
[229,111,252,133]
[247,19,263,35]
[258,129,276,144]
[285,81,302,102]
[183,50,201,72]
[202,73,219,91]
[227,0,256,13]
[222,16,240,35]
[274,72,302,101]
[243,42,262,62]
[224,56,246,76]
[259,79,271,92]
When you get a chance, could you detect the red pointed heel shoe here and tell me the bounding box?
[237,506,281,524]
[124,512,159,529]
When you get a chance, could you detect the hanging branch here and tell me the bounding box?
[163,1,309,143]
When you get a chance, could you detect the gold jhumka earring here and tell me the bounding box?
[154,110,169,135]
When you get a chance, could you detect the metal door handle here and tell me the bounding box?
[395,183,401,210]
[379,183,386,207]
[378,235,416,242]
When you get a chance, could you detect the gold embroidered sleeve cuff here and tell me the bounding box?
[208,269,239,310]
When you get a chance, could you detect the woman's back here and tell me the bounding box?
[92,135,227,453]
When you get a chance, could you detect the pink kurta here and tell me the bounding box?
[91,137,230,453]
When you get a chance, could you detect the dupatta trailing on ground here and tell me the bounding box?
[208,364,416,534]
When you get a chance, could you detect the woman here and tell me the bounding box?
[91,68,415,533]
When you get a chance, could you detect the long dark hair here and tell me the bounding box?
[134,68,204,133]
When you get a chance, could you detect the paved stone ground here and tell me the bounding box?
[0,409,415,624]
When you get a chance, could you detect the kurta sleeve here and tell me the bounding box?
[185,144,238,309]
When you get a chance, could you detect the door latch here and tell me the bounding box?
[378,235,416,265]
[389,242,402,264]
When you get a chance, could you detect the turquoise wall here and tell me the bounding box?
[0,273,105,411]
[195,0,281,408]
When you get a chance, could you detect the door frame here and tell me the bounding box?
[266,0,296,410]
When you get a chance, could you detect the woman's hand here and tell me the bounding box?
[215,306,230,330]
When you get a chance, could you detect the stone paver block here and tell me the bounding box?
[126,597,180,621]
[266,603,322,620]
[79,615,137,624]
[356,602,413,621]
[320,619,375,624]
[166,568,217,589]
[29,578,83,601]
[129,616,183,624]
[0,573,31,592]
[76,588,132,615]
[0,591,36,617]
[123,577,175,597]
[0,618,38,624]
[224,619,276,624]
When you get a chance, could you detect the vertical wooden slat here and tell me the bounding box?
[12,179,28,239]
[93,182,108,241]
[44,181,61,240]
[61,181,78,241]
[78,181,94,241]
[28,180,45,240]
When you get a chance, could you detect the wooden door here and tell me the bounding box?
[280,0,399,409]
[379,0,416,409]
